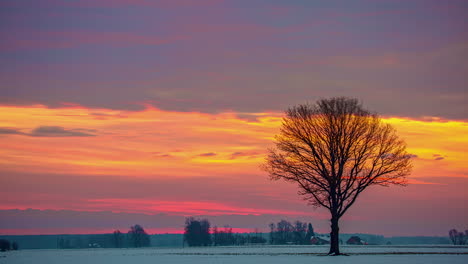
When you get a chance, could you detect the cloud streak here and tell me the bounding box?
[0,126,96,137]
[0,127,25,135]
[29,126,96,137]
[198,152,217,157]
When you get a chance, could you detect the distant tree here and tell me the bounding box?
[276,220,293,244]
[112,230,124,248]
[292,221,308,244]
[269,223,276,244]
[263,97,412,255]
[128,224,150,247]
[449,229,468,245]
[280,220,294,244]
[11,241,19,250]
[0,239,10,251]
[305,223,315,243]
[184,217,211,246]
[58,237,71,249]
[461,231,468,245]
[270,220,304,244]
[449,229,458,244]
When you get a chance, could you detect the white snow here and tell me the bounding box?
[2,245,467,264]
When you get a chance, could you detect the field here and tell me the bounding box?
[2,245,468,264]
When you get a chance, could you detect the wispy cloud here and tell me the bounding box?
[1,126,96,137]
[198,152,217,157]
[29,126,96,137]
[0,127,25,135]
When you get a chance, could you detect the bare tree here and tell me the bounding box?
[449,229,468,245]
[184,217,212,247]
[112,230,124,248]
[128,224,150,248]
[449,229,458,244]
[263,97,412,255]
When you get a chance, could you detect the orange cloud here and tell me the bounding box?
[385,117,468,179]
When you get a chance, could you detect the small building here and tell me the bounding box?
[310,236,330,245]
[88,243,101,248]
[346,236,366,245]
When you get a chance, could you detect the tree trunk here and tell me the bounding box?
[328,215,340,255]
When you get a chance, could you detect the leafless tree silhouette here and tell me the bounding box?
[263,97,412,255]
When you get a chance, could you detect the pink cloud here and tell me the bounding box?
[86,198,316,217]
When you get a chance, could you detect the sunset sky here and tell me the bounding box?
[0,0,467,236]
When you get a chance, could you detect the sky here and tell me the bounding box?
[0,0,467,237]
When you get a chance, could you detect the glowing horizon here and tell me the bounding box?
[1,104,467,236]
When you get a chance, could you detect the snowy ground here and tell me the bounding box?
[2,245,468,264]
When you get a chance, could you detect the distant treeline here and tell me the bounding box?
[182,218,317,247]
[0,233,185,250]
[183,217,267,247]
[57,224,150,249]
[269,220,314,245]
[0,218,453,249]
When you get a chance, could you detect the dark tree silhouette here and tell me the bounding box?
[0,239,10,251]
[263,97,412,255]
[269,219,309,244]
[184,217,211,247]
[292,221,308,244]
[128,225,150,247]
[449,229,467,245]
[112,230,124,248]
[270,220,293,244]
[305,223,315,242]
[58,237,70,249]
[11,241,19,250]
[449,229,458,244]
[268,223,276,244]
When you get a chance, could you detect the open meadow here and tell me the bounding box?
[2,245,468,264]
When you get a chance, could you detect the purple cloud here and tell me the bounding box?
[198,152,217,157]
[30,126,96,137]
[0,0,467,119]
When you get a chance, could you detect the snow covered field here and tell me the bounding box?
[2,245,468,264]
